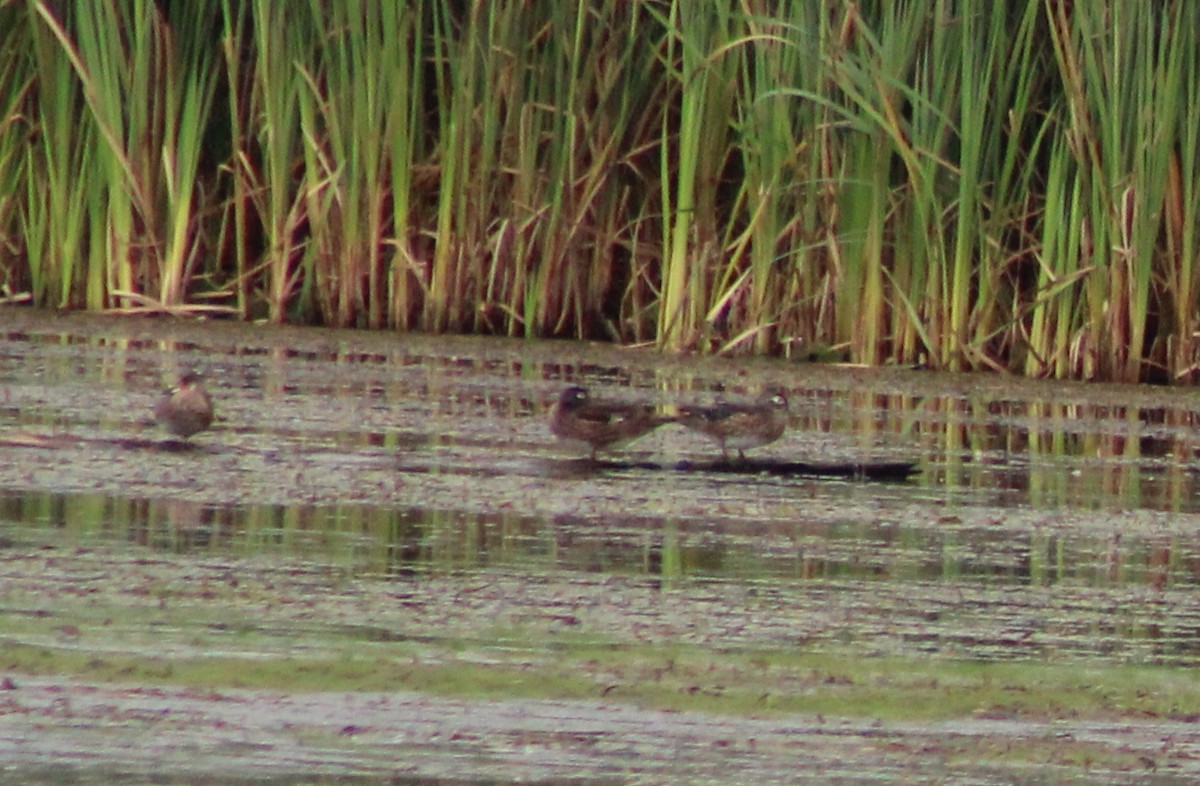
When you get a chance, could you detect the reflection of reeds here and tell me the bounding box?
[17,487,1200,592]
[8,3,1200,381]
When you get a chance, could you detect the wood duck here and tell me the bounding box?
[549,385,673,460]
[154,373,214,440]
[677,386,789,462]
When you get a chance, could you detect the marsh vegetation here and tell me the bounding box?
[3,2,1200,382]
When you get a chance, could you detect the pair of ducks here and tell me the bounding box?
[549,385,789,462]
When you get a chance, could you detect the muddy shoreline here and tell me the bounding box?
[5,672,1197,785]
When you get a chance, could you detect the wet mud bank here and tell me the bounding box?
[7,673,1200,785]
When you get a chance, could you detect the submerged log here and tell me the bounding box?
[598,458,921,481]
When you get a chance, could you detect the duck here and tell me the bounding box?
[154,373,214,440]
[677,386,789,462]
[549,385,673,460]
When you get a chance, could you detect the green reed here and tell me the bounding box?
[6,1,1200,382]
[235,0,306,322]
[27,0,222,313]
[289,1,415,328]
[655,1,736,350]
[521,0,650,341]
[1044,1,1199,381]
[60,0,141,304]
[385,1,424,330]
[727,6,807,355]
[152,3,220,311]
[23,2,95,308]
[218,0,251,318]
[0,7,30,305]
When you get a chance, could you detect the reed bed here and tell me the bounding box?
[3,1,1200,383]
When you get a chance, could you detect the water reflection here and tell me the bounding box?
[781,390,1200,514]
[4,489,1200,593]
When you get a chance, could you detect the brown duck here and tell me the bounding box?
[677,386,789,462]
[154,373,214,440]
[549,385,673,460]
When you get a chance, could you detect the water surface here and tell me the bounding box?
[3,311,1200,783]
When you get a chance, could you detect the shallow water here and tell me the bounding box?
[4,310,1200,783]
[5,312,1200,586]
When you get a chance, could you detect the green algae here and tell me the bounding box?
[6,617,1200,724]
[5,536,1200,726]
